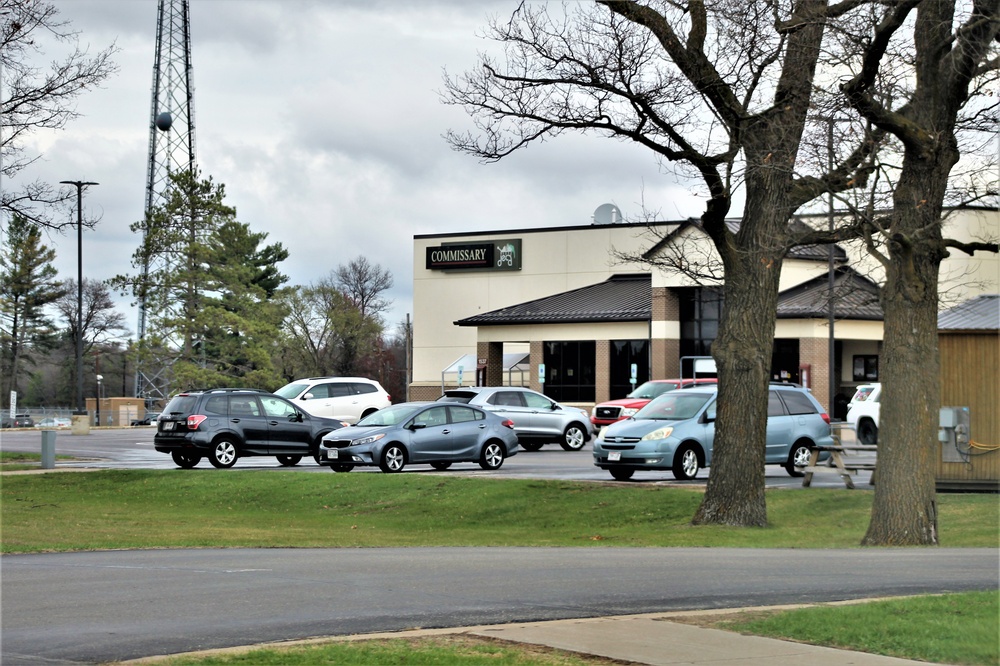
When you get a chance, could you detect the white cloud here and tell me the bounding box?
[13,0,705,337]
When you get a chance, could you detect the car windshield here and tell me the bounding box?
[357,404,422,427]
[852,386,877,402]
[626,381,679,399]
[634,392,713,421]
[273,383,308,399]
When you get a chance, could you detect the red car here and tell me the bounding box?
[590,379,717,429]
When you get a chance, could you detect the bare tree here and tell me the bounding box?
[840,0,999,545]
[1,0,118,230]
[54,278,130,353]
[334,256,394,320]
[443,0,878,526]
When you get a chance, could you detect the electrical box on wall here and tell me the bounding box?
[939,407,972,463]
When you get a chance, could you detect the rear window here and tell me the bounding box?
[779,390,818,415]
[437,391,476,404]
[162,395,198,415]
[353,383,377,395]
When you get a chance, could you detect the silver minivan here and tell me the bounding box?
[437,386,594,451]
[593,385,833,480]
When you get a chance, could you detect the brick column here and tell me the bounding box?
[529,340,544,393]
[477,341,504,386]
[595,340,610,404]
[798,337,831,412]
[651,287,680,378]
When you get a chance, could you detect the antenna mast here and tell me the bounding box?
[135,0,197,404]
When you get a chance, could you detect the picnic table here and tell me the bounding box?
[801,423,878,489]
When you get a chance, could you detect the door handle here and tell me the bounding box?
[479,424,487,429]
[442,429,451,434]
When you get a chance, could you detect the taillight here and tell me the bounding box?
[502,419,515,429]
[187,414,208,430]
[820,413,831,424]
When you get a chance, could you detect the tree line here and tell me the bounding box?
[0,171,407,409]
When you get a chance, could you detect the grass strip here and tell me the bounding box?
[718,591,999,666]
[2,470,996,552]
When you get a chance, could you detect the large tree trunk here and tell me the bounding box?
[692,237,782,526]
[862,151,952,546]
[691,2,826,527]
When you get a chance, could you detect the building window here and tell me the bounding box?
[610,340,649,399]
[543,341,595,402]
[677,287,722,377]
[853,355,879,381]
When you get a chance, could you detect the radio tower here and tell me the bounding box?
[134,0,197,404]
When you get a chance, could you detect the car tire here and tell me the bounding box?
[672,443,701,480]
[208,438,238,469]
[479,442,505,470]
[784,441,812,477]
[330,463,354,473]
[520,441,544,452]
[560,424,587,451]
[379,444,406,473]
[276,455,302,467]
[858,419,878,445]
[430,461,452,471]
[609,467,634,481]
[171,451,201,469]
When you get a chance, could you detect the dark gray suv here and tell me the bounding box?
[437,386,594,451]
[154,388,347,468]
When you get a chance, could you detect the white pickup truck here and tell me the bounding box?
[846,383,881,445]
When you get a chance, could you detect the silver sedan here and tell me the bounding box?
[317,402,520,473]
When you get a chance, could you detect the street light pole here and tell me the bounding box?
[60,180,98,417]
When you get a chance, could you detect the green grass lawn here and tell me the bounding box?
[1,470,996,552]
[2,470,997,665]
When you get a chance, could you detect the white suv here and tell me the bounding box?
[846,382,880,445]
[274,377,391,424]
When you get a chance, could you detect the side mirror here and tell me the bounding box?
[302,392,314,401]
[291,412,304,423]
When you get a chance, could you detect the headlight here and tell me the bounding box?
[641,426,673,442]
[596,428,606,442]
[354,433,385,446]
[621,408,638,417]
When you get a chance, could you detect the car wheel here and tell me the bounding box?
[609,467,634,481]
[276,455,302,467]
[784,441,812,477]
[560,424,587,451]
[208,438,238,469]
[430,461,452,471]
[171,451,201,469]
[858,419,878,445]
[479,442,505,470]
[520,441,544,452]
[330,463,354,473]
[379,444,406,473]
[672,443,701,480]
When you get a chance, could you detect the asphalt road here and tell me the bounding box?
[0,426,873,488]
[3,547,997,664]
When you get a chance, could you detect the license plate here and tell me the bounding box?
[608,451,621,462]
[162,421,174,431]
[324,449,338,460]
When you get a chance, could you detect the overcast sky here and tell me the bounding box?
[13,0,710,335]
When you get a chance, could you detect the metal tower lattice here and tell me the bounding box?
[134,0,197,404]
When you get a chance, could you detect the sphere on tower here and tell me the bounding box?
[155,112,172,131]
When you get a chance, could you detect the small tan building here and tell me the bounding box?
[936,294,999,491]
[85,397,145,427]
